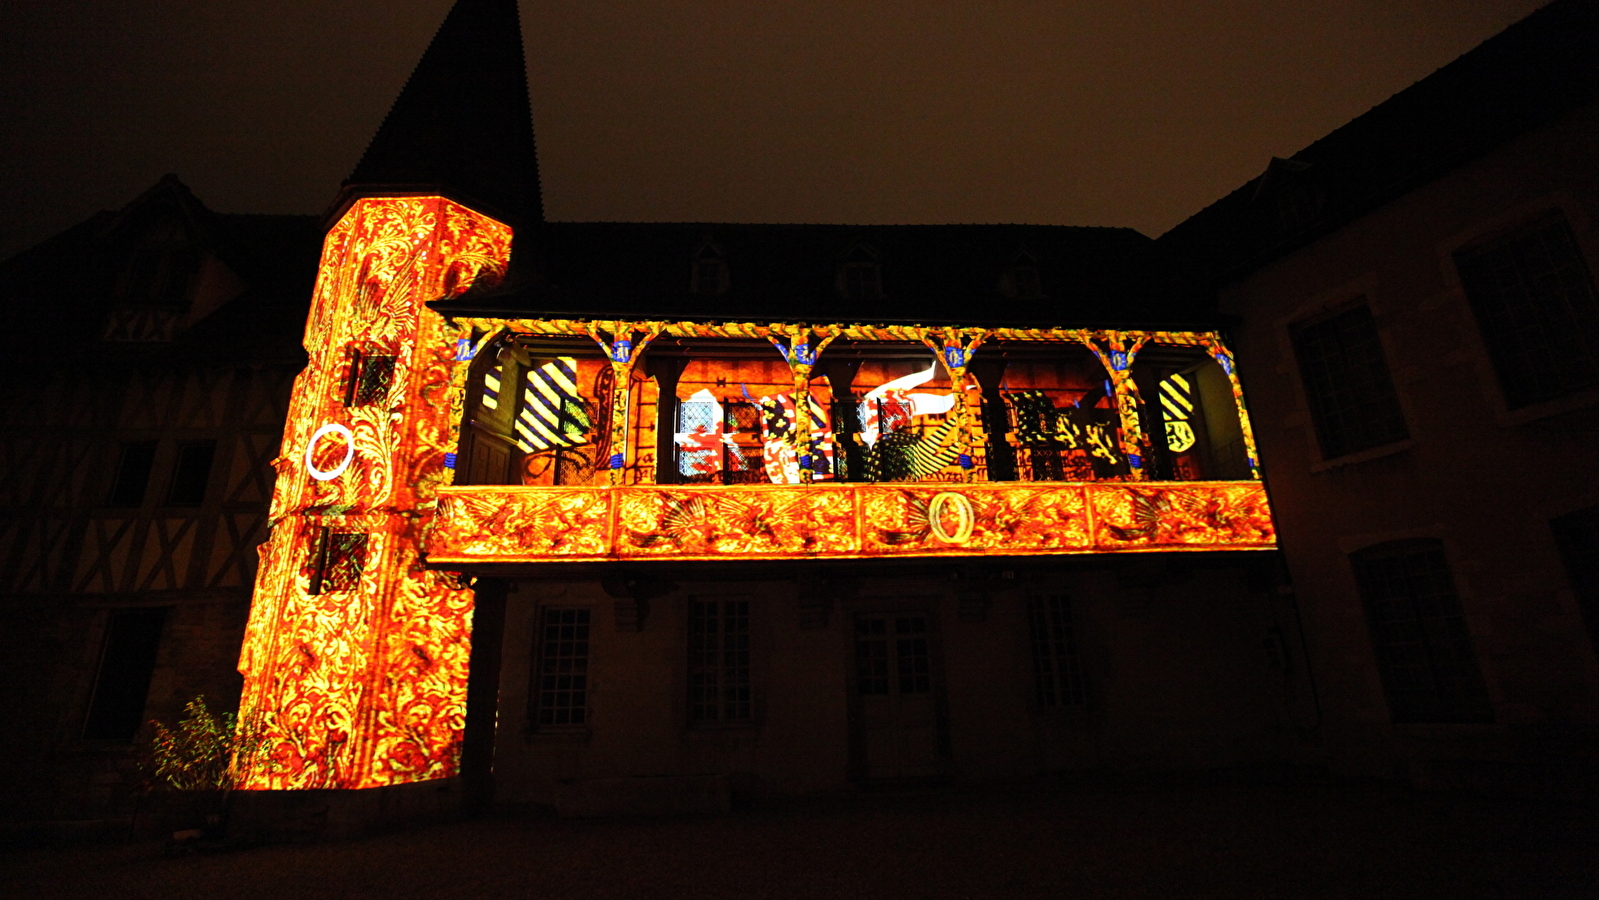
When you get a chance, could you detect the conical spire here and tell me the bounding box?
[343,0,543,225]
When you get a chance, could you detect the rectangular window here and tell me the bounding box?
[895,617,931,694]
[676,393,724,482]
[842,264,882,300]
[534,608,590,727]
[694,260,726,295]
[1352,540,1492,724]
[855,617,890,695]
[345,350,397,408]
[515,358,593,454]
[83,607,166,740]
[1027,593,1087,708]
[854,614,931,695]
[1291,303,1409,459]
[108,441,158,507]
[1551,506,1599,660]
[1455,214,1599,408]
[688,599,751,723]
[1009,264,1042,299]
[166,440,216,506]
[307,528,368,594]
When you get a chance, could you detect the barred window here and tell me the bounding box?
[534,608,590,727]
[1455,214,1599,409]
[1291,303,1409,459]
[1027,594,1086,708]
[688,599,751,722]
[1352,541,1492,724]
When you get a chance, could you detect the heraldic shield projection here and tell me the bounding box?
[235,198,1277,790]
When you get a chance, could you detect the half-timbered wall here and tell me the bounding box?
[0,360,297,820]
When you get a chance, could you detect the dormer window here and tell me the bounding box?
[692,243,727,295]
[1251,157,1323,233]
[118,216,198,308]
[838,245,883,300]
[103,213,201,342]
[1004,253,1043,299]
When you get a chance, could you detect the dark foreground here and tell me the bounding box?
[6,777,1596,900]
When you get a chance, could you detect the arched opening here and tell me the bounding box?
[1131,343,1254,481]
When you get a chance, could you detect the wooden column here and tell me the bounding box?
[645,355,690,485]
[969,356,1015,482]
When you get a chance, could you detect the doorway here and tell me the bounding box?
[851,612,947,780]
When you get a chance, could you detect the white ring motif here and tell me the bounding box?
[928,492,976,545]
[306,423,356,481]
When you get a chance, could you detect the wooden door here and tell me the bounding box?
[853,613,944,779]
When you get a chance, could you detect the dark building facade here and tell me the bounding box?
[1160,0,1599,789]
[0,177,320,822]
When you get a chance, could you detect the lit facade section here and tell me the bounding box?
[236,197,1275,789]
[236,197,512,790]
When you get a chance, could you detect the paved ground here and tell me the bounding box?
[5,777,1596,900]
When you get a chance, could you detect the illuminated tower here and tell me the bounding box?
[234,0,538,789]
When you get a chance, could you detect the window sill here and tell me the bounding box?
[685,720,761,732]
[1032,704,1091,720]
[1494,384,1599,428]
[1389,720,1497,738]
[524,726,591,743]
[1308,438,1413,474]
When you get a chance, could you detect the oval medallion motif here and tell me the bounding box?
[928,491,976,544]
[306,423,356,481]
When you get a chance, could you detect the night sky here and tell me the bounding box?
[0,0,1548,260]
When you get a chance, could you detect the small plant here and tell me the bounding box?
[143,695,259,792]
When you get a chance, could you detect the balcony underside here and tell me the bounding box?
[426,481,1275,565]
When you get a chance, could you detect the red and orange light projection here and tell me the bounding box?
[237,199,1275,789]
[428,481,1274,563]
[236,197,511,789]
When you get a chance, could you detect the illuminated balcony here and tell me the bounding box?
[424,319,1276,564]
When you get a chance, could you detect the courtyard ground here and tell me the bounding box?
[4,775,1596,899]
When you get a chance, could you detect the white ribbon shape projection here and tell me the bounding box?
[305,423,356,481]
[858,362,957,447]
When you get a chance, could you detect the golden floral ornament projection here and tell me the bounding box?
[427,481,1275,563]
[235,197,512,790]
[238,205,1277,790]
